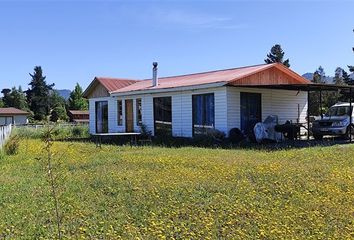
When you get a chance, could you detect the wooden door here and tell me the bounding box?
[125,99,134,132]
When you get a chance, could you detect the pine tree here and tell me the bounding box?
[333,67,345,86]
[27,66,54,121]
[49,91,68,122]
[308,66,327,116]
[325,67,347,105]
[312,66,326,83]
[68,83,88,110]
[264,44,290,67]
[342,69,353,85]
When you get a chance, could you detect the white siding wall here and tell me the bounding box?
[125,87,227,137]
[89,87,227,137]
[14,115,28,125]
[226,87,308,134]
[89,86,308,137]
[0,115,27,125]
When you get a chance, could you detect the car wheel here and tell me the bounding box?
[345,125,354,140]
[313,134,323,140]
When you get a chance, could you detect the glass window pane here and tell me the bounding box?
[136,98,142,126]
[192,93,215,135]
[117,100,123,126]
[154,97,172,136]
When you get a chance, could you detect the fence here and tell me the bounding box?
[0,124,12,148]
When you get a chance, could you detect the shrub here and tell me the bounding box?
[72,126,84,137]
[207,129,226,142]
[228,128,245,143]
[0,150,5,160]
[4,135,20,155]
[140,123,152,139]
[12,127,44,139]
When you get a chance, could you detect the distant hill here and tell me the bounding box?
[302,73,333,83]
[302,72,354,83]
[55,89,71,100]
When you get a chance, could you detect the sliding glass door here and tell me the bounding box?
[153,97,172,136]
[192,93,215,135]
[95,101,108,133]
[240,92,262,134]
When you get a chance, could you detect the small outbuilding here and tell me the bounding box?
[0,107,29,125]
[68,110,89,124]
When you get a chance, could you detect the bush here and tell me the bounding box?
[12,125,89,141]
[4,135,20,155]
[12,127,44,139]
[72,126,84,137]
[207,129,226,142]
[140,123,152,139]
[0,150,5,160]
[228,128,245,143]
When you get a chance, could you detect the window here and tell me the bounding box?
[153,97,172,136]
[192,93,215,135]
[117,100,123,126]
[95,101,108,133]
[136,98,142,126]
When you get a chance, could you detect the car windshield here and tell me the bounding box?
[325,106,352,117]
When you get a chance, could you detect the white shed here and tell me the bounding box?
[0,107,29,125]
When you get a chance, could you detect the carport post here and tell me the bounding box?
[350,87,352,143]
[319,88,323,119]
[307,88,310,140]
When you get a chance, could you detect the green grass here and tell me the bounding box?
[0,139,353,239]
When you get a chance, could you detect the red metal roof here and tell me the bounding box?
[111,63,310,94]
[84,63,311,97]
[95,77,138,92]
[0,107,30,116]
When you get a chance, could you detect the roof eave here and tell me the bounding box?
[110,82,228,97]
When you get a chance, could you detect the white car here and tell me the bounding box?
[312,102,354,140]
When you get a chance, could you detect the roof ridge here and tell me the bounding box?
[139,63,273,81]
[96,77,138,81]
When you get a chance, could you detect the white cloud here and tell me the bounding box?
[150,8,247,30]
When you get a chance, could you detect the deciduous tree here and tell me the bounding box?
[1,86,29,110]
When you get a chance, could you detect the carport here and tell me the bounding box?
[232,83,354,142]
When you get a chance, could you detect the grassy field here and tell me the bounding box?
[0,139,353,239]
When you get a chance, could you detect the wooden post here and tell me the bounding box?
[350,87,352,143]
[319,88,323,119]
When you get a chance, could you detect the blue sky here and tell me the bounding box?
[0,0,353,91]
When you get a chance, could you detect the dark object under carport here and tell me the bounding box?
[275,122,301,140]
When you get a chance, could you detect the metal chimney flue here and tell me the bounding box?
[152,62,158,87]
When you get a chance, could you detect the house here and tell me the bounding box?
[0,107,29,125]
[83,63,311,137]
[68,110,89,124]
